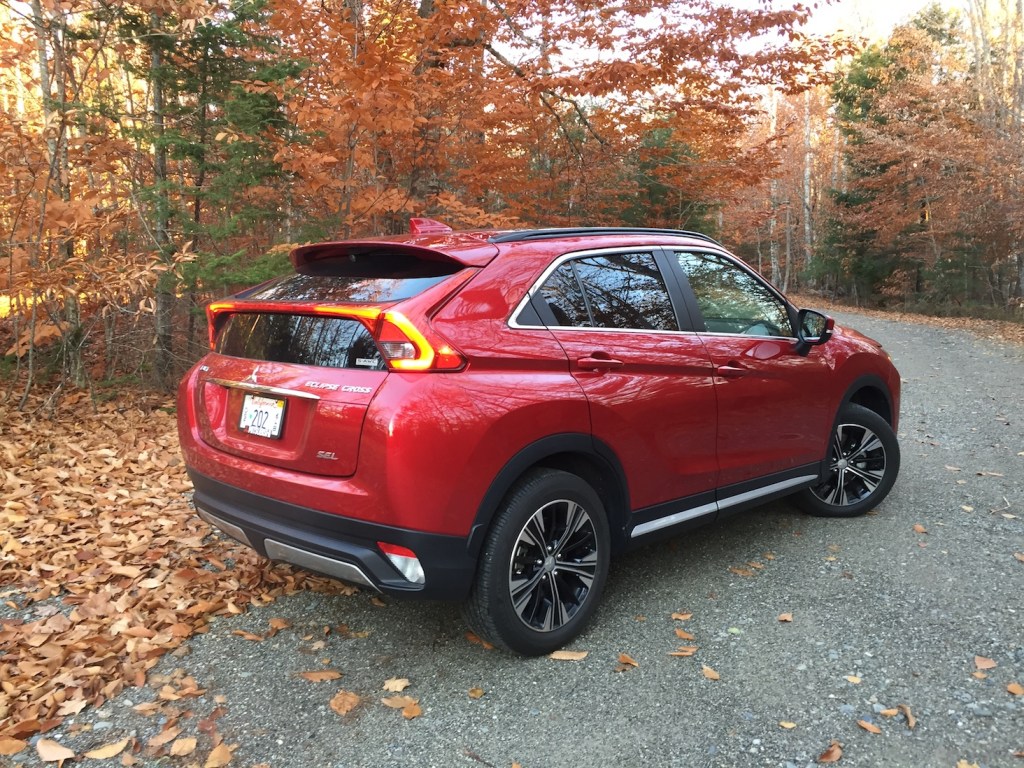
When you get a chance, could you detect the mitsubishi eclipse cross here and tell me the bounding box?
[177,220,901,655]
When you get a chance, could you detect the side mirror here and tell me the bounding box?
[794,308,834,357]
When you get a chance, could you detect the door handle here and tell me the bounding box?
[577,355,624,371]
[716,363,748,378]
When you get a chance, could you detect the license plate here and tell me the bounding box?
[239,393,286,439]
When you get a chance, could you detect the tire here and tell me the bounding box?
[796,403,901,518]
[463,468,611,656]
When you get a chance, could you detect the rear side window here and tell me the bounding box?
[216,313,385,370]
[537,252,679,331]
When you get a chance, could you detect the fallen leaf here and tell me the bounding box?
[763,552,776,560]
[465,631,495,650]
[618,652,639,667]
[671,612,693,620]
[383,677,411,692]
[961,505,974,512]
[170,737,197,757]
[669,646,699,657]
[729,566,755,577]
[84,738,130,759]
[857,720,881,734]
[402,701,422,720]
[1015,553,1024,563]
[329,691,360,716]
[956,762,981,768]
[913,524,927,534]
[1007,682,1024,696]
[266,617,292,637]
[778,613,793,622]
[972,671,988,680]
[300,670,342,682]
[818,740,843,763]
[204,742,235,768]
[701,664,720,680]
[898,704,917,729]
[844,675,862,684]
[231,630,263,642]
[381,695,418,709]
[779,721,797,729]
[977,471,1004,477]
[945,465,962,472]
[370,596,387,607]
[675,628,695,640]
[548,650,588,661]
[148,726,182,748]
[880,708,899,717]
[975,655,998,670]
[36,738,75,763]
[468,688,485,699]
[0,738,28,756]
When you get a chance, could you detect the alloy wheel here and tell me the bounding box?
[507,499,599,632]
[811,421,888,507]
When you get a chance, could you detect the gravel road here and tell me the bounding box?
[12,310,1024,768]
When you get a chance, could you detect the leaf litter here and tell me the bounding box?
[0,394,356,739]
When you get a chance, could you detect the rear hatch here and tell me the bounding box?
[191,245,474,477]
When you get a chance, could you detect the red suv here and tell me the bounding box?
[177,221,901,655]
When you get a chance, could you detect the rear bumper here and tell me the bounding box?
[187,470,477,600]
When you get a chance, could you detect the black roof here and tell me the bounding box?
[488,227,723,247]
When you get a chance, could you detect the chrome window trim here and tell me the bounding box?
[630,474,817,538]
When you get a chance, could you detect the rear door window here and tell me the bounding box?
[536,251,679,331]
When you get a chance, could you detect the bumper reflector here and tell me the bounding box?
[378,542,425,585]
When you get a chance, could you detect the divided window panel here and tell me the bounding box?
[676,252,793,338]
[540,252,679,332]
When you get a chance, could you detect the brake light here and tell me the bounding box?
[375,311,464,371]
[377,542,425,584]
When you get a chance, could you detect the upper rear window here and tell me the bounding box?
[216,313,385,370]
[241,251,465,304]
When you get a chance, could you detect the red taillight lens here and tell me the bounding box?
[375,311,464,372]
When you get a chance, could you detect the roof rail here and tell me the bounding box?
[488,227,723,247]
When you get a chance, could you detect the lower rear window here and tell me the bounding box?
[216,313,385,370]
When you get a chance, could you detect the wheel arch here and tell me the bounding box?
[466,434,631,558]
[840,374,895,426]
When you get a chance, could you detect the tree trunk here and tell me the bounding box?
[802,90,814,283]
[150,13,175,388]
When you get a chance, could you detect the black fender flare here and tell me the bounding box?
[465,433,631,558]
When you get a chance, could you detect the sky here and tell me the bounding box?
[804,0,961,40]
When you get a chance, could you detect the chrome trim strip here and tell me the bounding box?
[630,474,818,538]
[206,378,320,401]
[631,501,717,538]
[716,475,818,511]
[264,540,380,591]
[195,506,253,547]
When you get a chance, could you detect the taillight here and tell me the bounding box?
[204,301,464,371]
[375,311,464,371]
[377,542,425,584]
